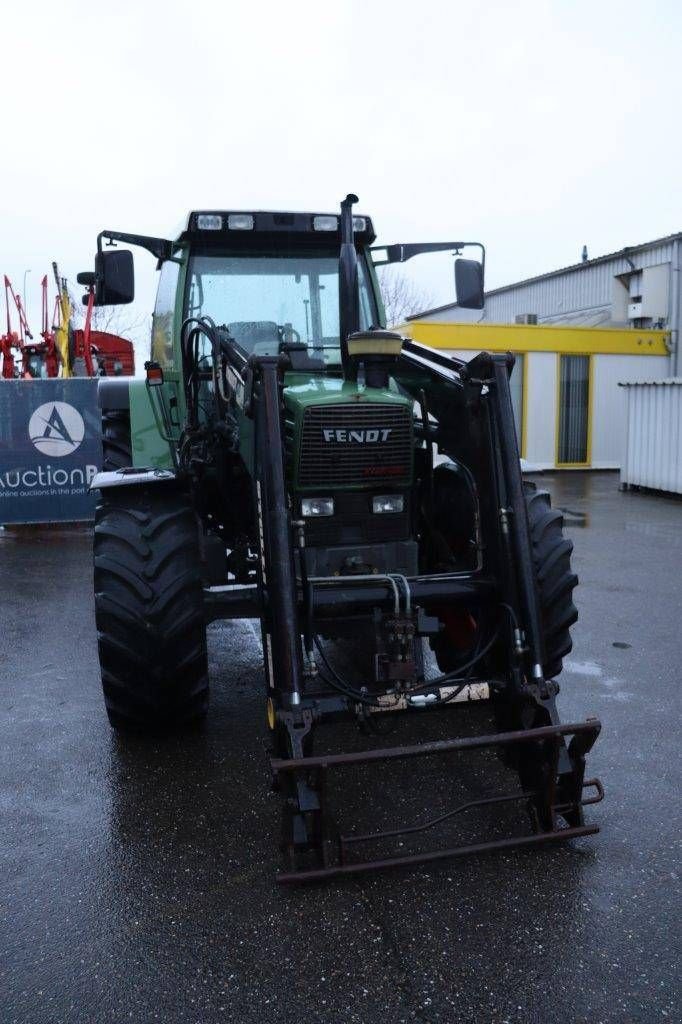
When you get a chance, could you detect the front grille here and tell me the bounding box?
[304,513,408,547]
[298,403,413,487]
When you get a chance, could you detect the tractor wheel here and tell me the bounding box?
[524,482,578,680]
[94,485,209,731]
[101,410,132,471]
[430,482,578,679]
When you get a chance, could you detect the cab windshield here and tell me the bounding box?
[186,250,376,365]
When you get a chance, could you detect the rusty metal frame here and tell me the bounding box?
[272,719,603,884]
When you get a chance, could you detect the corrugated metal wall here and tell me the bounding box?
[621,380,682,494]
[414,239,679,470]
[483,241,676,324]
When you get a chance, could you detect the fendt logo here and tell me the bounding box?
[28,401,85,457]
[322,428,392,443]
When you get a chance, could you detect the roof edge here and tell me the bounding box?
[408,230,682,320]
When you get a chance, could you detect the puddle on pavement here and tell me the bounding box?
[558,507,589,527]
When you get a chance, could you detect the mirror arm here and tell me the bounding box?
[97,231,179,264]
[372,242,483,286]
[372,241,486,310]
[371,241,485,270]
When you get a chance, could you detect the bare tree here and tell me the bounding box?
[63,289,151,374]
[378,268,434,326]
[67,289,148,338]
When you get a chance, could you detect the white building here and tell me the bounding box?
[403,232,679,470]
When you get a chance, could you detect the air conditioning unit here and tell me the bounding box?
[515,313,538,325]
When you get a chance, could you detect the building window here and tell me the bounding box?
[557,354,590,465]
[509,354,524,452]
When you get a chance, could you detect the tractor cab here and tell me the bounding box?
[178,210,379,367]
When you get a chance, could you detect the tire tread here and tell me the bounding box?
[101,410,132,471]
[524,483,578,679]
[94,486,209,730]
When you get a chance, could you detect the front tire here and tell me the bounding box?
[101,409,132,471]
[94,485,209,730]
[429,482,578,679]
[524,483,578,680]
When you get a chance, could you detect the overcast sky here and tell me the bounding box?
[2,0,680,360]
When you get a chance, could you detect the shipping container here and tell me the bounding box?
[620,379,682,494]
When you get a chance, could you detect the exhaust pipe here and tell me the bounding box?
[338,192,403,389]
[339,193,360,380]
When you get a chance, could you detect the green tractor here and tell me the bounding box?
[82,194,602,881]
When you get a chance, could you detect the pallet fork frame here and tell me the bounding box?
[272,719,603,883]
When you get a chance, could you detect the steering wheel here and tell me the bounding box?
[280,324,301,346]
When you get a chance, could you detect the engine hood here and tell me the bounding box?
[282,373,414,492]
[282,373,411,416]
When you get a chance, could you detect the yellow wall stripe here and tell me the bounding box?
[401,320,670,357]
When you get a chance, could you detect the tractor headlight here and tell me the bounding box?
[313,215,338,232]
[196,214,223,230]
[301,497,335,517]
[227,213,255,230]
[372,494,404,514]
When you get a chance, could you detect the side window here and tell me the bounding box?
[188,271,215,365]
[318,271,341,340]
[358,265,374,329]
[151,259,180,369]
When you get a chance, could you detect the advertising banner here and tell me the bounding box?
[0,379,102,524]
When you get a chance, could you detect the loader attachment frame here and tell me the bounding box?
[245,340,602,881]
[272,719,603,883]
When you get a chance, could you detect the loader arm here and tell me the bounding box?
[247,337,602,880]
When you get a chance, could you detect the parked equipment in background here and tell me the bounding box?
[1,281,17,378]
[73,326,135,377]
[57,261,135,377]
[2,274,60,378]
[1,276,32,378]
[82,195,602,881]
[1,266,135,379]
[20,274,60,378]
[52,263,72,377]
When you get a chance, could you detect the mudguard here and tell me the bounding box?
[90,467,177,490]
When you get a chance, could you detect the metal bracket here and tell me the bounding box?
[277,708,315,760]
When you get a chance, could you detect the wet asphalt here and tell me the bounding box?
[1,472,680,1024]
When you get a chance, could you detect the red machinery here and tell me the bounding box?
[21,275,60,377]
[0,281,17,378]
[1,275,61,378]
[39,274,60,377]
[1,269,135,378]
[70,273,135,376]
[1,276,30,378]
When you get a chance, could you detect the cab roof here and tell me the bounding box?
[173,210,376,245]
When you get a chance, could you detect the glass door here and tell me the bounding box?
[557,354,591,466]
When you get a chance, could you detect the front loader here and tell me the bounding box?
[84,195,602,881]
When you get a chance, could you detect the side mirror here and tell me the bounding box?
[455,258,484,310]
[93,249,134,305]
